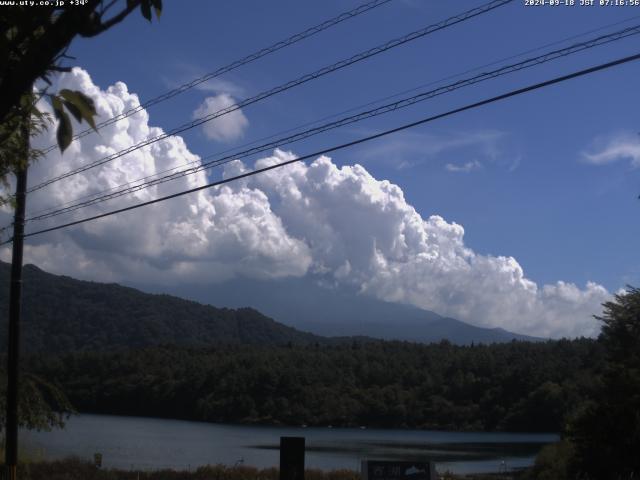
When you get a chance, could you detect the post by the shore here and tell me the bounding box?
[280,436,305,480]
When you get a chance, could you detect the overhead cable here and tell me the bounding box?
[28,0,513,194]
[39,0,395,154]
[25,23,640,223]
[6,50,638,244]
[25,13,640,220]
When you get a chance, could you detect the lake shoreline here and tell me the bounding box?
[60,410,560,436]
[21,413,556,476]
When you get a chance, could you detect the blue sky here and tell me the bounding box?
[64,0,640,292]
[3,0,640,337]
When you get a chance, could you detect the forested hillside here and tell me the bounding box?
[0,261,608,435]
[0,262,322,352]
[25,338,603,432]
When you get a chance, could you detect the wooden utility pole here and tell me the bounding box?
[4,118,29,480]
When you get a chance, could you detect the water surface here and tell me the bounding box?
[22,414,557,475]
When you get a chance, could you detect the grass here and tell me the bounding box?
[12,459,359,480]
[6,458,528,480]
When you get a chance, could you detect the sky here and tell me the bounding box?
[2,0,640,338]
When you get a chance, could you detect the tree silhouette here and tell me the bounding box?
[0,0,163,197]
[568,286,640,479]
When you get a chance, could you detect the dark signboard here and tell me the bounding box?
[280,436,305,480]
[361,461,437,480]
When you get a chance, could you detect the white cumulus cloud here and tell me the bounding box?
[0,68,611,339]
[193,94,249,142]
[0,68,309,283]
[229,152,609,338]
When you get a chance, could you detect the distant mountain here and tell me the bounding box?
[0,261,542,353]
[0,262,323,353]
[140,276,544,345]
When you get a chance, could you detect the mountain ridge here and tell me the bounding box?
[0,262,324,353]
[151,276,543,344]
[0,261,542,352]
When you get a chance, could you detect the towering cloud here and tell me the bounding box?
[0,68,610,338]
[1,68,309,283]
[227,151,608,338]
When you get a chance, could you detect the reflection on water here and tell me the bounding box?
[21,414,558,475]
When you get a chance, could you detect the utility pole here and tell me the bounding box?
[4,117,29,480]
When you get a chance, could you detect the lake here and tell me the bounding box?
[21,414,558,475]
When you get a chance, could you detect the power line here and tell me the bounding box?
[24,13,640,221]
[25,23,640,223]
[39,0,395,155]
[27,0,513,194]
[7,50,639,245]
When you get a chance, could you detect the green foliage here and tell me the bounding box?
[0,0,163,186]
[25,339,603,433]
[51,95,71,153]
[597,286,640,367]
[58,89,97,130]
[0,93,51,206]
[0,261,607,433]
[520,441,574,480]
[0,262,321,352]
[134,0,163,22]
[50,89,98,153]
[565,286,640,479]
[128,0,163,22]
[13,458,358,480]
[0,457,524,480]
[0,368,73,433]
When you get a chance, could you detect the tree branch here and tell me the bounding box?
[100,0,121,16]
[80,0,141,38]
[0,0,141,124]
[48,66,72,73]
